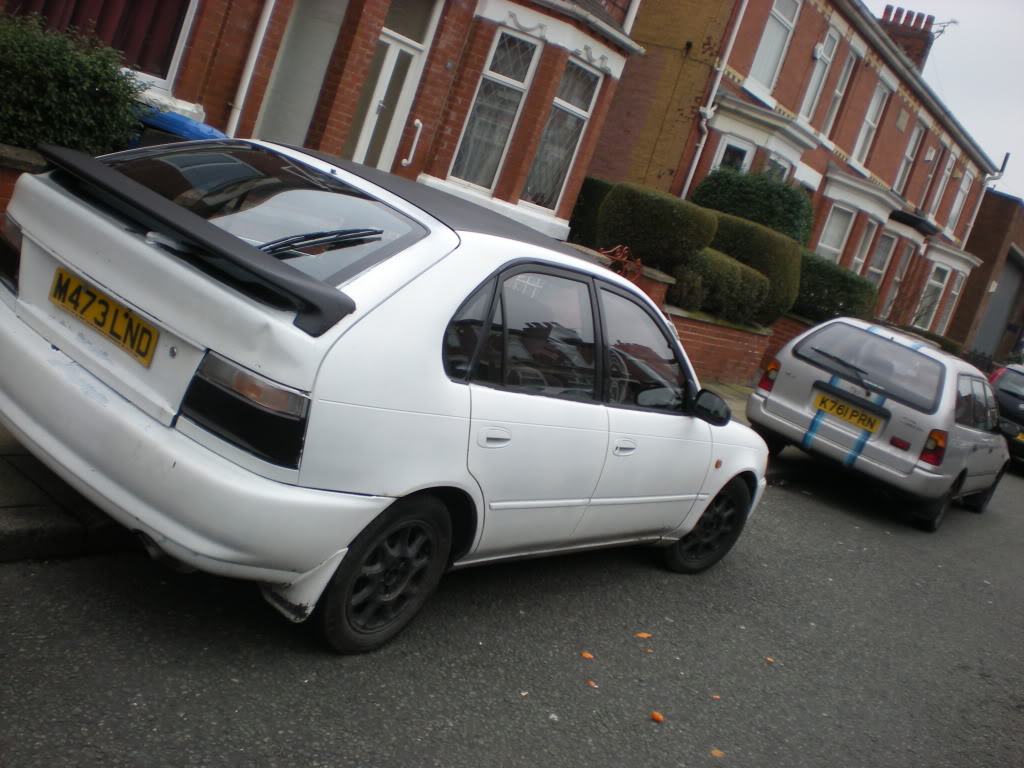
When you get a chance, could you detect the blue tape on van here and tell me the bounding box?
[802,375,841,451]
[843,392,887,467]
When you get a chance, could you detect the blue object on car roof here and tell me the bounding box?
[139,109,227,141]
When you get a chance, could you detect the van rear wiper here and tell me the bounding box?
[259,228,383,257]
[810,346,873,390]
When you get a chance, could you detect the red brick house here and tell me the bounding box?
[2,0,644,239]
[591,0,1004,338]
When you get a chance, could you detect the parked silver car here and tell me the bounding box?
[747,318,1012,531]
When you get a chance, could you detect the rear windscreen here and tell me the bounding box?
[104,144,426,285]
[794,323,944,413]
[997,368,1024,399]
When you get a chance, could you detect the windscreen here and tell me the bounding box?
[996,368,1024,399]
[105,144,426,285]
[794,323,944,413]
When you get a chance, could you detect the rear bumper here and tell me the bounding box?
[0,295,391,584]
[746,392,949,500]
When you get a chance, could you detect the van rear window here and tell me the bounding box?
[794,323,944,413]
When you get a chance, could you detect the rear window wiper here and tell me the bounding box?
[809,346,873,390]
[258,228,383,257]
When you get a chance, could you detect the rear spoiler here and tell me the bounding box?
[37,144,355,337]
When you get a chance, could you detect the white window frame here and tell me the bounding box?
[914,263,951,331]
[881,243,915,319]
[122,0,200,93]
[799,28,840,121]
[927,147,956,217]
[519,59,603,212]
[936,270,965,335]
[448,29,542,193]
[711,135,756,173]
[893,122,925,196]
[850,219,879,275]
[947,169,975,233]
[866,231,897,286]
[852,83,890,165]
[822,51,857,137]
[765,154,792,181]
[748,0,803,91]
[815,204,856,263]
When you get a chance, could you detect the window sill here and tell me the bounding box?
[741,79,777,110]
[847,159,870,178]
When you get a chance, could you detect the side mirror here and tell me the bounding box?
[998,418,1020,439]
[693,389,731,426]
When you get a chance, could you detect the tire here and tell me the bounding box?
[663,478,751,574]
[915,488,952,532]
[321,495,452,654]
[961,465,1006,514]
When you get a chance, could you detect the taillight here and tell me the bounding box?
[989,367,1006,385]
[890,437,911,451]
[758,359,780,392]
[919,429,947,466]
[179,352,310,468]
[0,211,23,292]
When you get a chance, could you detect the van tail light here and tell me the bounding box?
[179,352,310,468]
[890,437,911,451]
[757,359,780,393]
[919,429,947,467]
[0,212,23,292]
[989,367,1006,385]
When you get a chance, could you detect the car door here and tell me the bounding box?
[954,376,1000,493]
[460,267,609,558]
[571,285,712,543]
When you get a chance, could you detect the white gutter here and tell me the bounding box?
[623,0,641,34]
[962,152,1010,245]
[680,0,748,198]
[530,0,645,54]
[226,0,277,138]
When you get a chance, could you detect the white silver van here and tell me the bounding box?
[747,318,1012,531]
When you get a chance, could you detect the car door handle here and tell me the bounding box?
[613,438,637,456]
[477,427,512,449]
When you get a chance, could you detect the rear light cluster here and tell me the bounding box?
[758,359,780,392]
[0,212,23,292]
[179,352,310,469]
[918,429,947,466]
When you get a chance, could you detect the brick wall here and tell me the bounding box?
[0,167,19,215]
[760,314,812,367]
[669,311,771,384]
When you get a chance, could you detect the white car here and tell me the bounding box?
[0,140,767,652]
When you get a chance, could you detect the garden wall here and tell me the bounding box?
[666,308,771,385]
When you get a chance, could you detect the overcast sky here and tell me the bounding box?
[860,0,1023,200]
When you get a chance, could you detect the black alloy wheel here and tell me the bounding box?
[321,495,451,653]
[663,478,751,574]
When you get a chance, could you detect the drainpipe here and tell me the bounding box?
[226,0,277,138]
[623,0,641,34]
[680,0,748,199]
[962,151,1010,245]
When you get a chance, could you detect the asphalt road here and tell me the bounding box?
[1,455,1022,768]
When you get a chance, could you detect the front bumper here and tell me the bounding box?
[0,295,391,585]
[746,392,950,500]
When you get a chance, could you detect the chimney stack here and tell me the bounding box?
[878,6,936,70]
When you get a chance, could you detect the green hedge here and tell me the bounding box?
[0,14,146,155]
[691,168,815,244]
[708,212,801,325]
[597,182,718,272]
[894,325,962,355]
[791,250,877,322]
[568,176,614,249]
[669,247,769,326]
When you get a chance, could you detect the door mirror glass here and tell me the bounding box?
[635,386,681,410]
[693,389,731,426]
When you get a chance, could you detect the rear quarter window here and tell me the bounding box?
[794,323,944,413]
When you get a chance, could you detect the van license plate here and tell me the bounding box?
[813,392,880,433]
[49,267,159,368]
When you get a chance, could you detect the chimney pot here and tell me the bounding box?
[882,4,893,21]
[893,7,905,24]
[924,14,935,31]
[913,12,925,29]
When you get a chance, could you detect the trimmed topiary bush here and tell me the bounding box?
[0,14,146,155]
[568,176,614,249]
[708,212,802,325]
[791,249,877,322]
[597,183,718,272]
[691,168,814,244]
[894,326,962,355]
[669,247,769,326]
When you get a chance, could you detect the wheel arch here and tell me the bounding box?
[404,486,478,563]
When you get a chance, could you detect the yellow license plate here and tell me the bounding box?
[813,392,880,433]
[49,268,159,368]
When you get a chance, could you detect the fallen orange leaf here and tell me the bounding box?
[587,680,598,688]
[635,632,653,639]
[650,711,665,722]
[710,748,725,758]
[580,651,594,659]
[644,648,654,653]
[766,657,776,663]
[711,695,721,700]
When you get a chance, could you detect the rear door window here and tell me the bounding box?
[794,323,944,413]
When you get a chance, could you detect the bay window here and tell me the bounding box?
[914,264,950,330]
[850,219,879,275]
[816,205,855,263]
[936,271,965,334]
[881,243,914,319]
[866,232,897,286]
[712,136,755,173]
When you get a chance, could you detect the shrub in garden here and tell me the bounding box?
[669,247,769,326]
[791,249,877,322]
[691,168,814,244]
[0,14,146,155]
[568,176,614,249]
[597,183,718,272]
[709,212,801,325]
[894,326,962,355]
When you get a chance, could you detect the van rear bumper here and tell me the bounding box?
[747,392,950,499]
